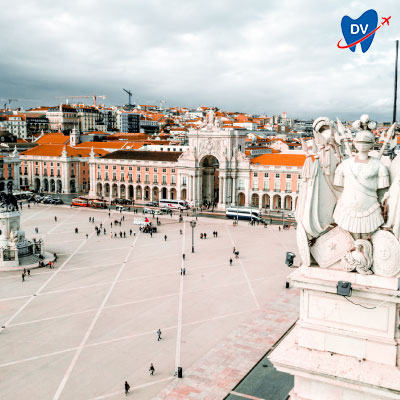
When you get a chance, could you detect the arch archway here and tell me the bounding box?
[144,186,150,200]
[70,180,76,193]
[161,187,167,199]
[57,180,62,194]
[97,182,103,197]
[181,188,187,200]
[284,195,292,210]
[50,179,55,193]
[273,194,281,210]
[251,193,259,208]
[170,188,176,200]
[200,155,219,206]
[262,194,270,209]
[120,184,126,198]
[112,183,118,197]
[104,183,110,197]
[34,178,40,192]
[152,187,159,202]
[43,178,49,192]
[238,192,245,206]
[128,185,134,199]
[136,186,142,200]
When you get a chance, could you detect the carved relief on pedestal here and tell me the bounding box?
[310,226,354,268]
[372,230,400,277]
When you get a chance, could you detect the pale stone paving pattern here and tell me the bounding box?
[154,288,299,400]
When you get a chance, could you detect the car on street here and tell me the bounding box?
[116,205,125,211]
[143,207,155,214]
[145,201,158,207]
[52,198,63,205]
[160,207,171,214]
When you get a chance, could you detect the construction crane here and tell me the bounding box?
[0,98,37,109]
[123,88,133,108]
[55,95,106,106]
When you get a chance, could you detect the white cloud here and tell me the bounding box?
[0,0,398,120]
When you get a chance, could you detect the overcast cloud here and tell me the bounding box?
[0,0,399,120]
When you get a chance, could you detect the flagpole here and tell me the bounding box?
[393,40,399,124]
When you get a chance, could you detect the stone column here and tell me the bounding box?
[231,176,236,206]
[88,161,96,198]
[218,176,223,206]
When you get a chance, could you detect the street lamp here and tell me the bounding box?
[190,220,196,253]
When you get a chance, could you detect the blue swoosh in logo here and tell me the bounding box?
[341,9,378,53]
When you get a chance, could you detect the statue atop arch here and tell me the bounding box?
[296,114,400,277]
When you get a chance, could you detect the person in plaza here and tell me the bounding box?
[86,234,88,239]
[27,269,30,276]
[54,216,57,222]
[204,233,207,239]
[230,258,232,266]
[149,363,155,375]
[21,272,25,282]
[183,267,186,275]
[180,229,182,235]
[129,229,132,236]
[75,227,78,233]
[164,235,167,241]
[157,329,162,341]
[124,381,130,396]
[35,227,38,233]
[23,268,26,275]
[233,246,235,254]
[182,254,185,260]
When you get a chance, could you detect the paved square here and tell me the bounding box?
[0,205,298,399]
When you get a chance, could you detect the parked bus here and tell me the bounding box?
[72,197,89,207]
[90,199,107,209]
[159,199,189,210]
[72,197,108,209]
[226,207,262,221]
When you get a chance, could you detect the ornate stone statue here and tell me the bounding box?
[333,123,389,234]
[296,113,400,277]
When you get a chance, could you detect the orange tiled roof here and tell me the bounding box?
[250,153,307,167]
[36,133,69,145]
[21,144,108,158]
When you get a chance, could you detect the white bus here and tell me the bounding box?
[159,199,190,210]
[226,207,262,221]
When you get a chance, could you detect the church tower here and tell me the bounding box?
[70,126,80,146]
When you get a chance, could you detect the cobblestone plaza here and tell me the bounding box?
[0,205,298,399]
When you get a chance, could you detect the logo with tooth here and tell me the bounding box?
[337,9,391,53]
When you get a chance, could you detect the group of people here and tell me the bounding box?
[21,268,30,282]
[124,331,161,395]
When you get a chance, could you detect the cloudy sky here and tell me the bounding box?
[0,0,399,120]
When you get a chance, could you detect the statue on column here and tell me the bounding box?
[0,181,19,211]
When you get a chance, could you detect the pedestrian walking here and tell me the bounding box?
[164,235,167,241]
[108,212,110,218]
[75,227,78,234]
[180,267,183,275]
[215,231,218,238]
[21,272,25,282]
[182,253,185,260]
[157,329,162,341]
[130,229,132,236]
[230,258,232,266]
[124,381,130,396]
[86,234,88,239]
[28,204,30,209]
[183,267,186,275]
[27,269,31,276]
[149,363,155,375]
[233,246,236,254]
[204,233,207,239]
[54,216,57,222]
[279,226,281,231]
[180,229,182,235]
[35,227,38,234]
[89,217,91,222]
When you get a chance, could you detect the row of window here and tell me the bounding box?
[99,165,175,173]
[98,172,175,185]
[253,173,294,179]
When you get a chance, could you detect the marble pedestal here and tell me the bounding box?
[269,266,400,400]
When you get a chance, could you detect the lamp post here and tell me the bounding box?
[190,220,196,253]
